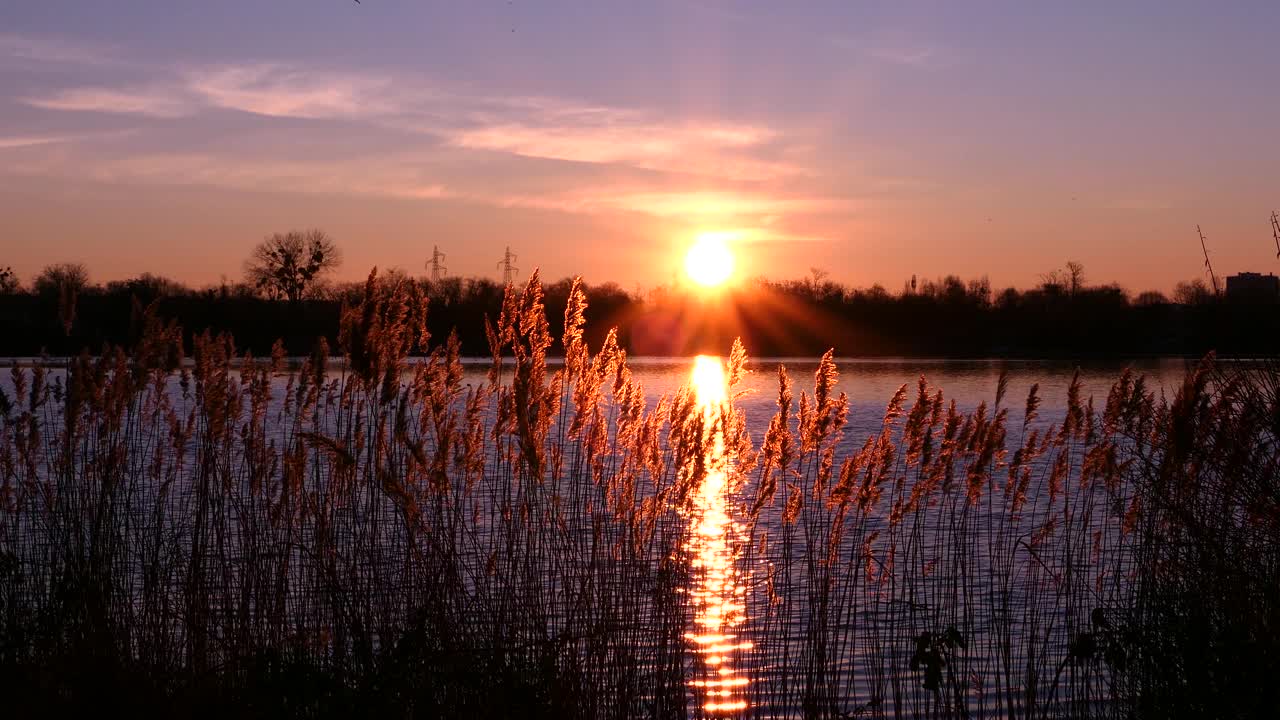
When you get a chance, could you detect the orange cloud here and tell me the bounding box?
[450,117,797,181]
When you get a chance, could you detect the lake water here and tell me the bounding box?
[613,356,1190,433]
[653,357,1185,717]
[4,354,1196,431]
[490,356,1184,717]
[0,356,1195,718]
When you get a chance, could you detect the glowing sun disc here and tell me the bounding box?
[685,234,735,287]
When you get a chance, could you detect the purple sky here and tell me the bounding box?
[2,1,1278,292]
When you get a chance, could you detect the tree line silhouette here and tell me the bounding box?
[1,267,1276,359]
[1,236,1277,358]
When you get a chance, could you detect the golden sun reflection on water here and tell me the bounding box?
[686,356,751,715]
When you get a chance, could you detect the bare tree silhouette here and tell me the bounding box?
[33,262,89,334]
[244,229,342,302]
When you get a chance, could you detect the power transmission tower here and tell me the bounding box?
[1271,211,1280,259]
[1197,224,1220,296]
[426,245,448,281]
[497,246,519,285]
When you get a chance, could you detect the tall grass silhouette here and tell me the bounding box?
[0,270,1274,719]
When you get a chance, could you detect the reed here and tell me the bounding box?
[0,271,1272,719]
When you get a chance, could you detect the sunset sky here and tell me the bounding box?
[2,1,1278,293]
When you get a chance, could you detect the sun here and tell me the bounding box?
[684,233,736,287]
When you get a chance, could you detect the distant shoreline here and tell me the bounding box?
[0,354,1259,369]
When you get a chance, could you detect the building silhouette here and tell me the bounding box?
[1225,272,1280,300]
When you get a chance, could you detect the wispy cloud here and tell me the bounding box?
[581,189,829,218]
[830,29,944,69]
[48,151,453,202]
[454,186,836,250]
[677,226,830,246]
[14,53,837,235]
[24,86,194,118]
[450,114,795,181]
[867,45,938,68]
[0,135,78,150]
[20,63,394,121]
[0,130,137,150]
[185,64,398,119]
[3,138,830,229]
[22,61,800,180]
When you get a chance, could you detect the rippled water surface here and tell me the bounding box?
[0,356,1196,718]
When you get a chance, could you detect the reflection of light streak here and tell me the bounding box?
[692,355,729,407]
[686,355,750,715]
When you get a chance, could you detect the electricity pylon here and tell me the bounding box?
[427,245,448,281]
[497,246,519,285]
